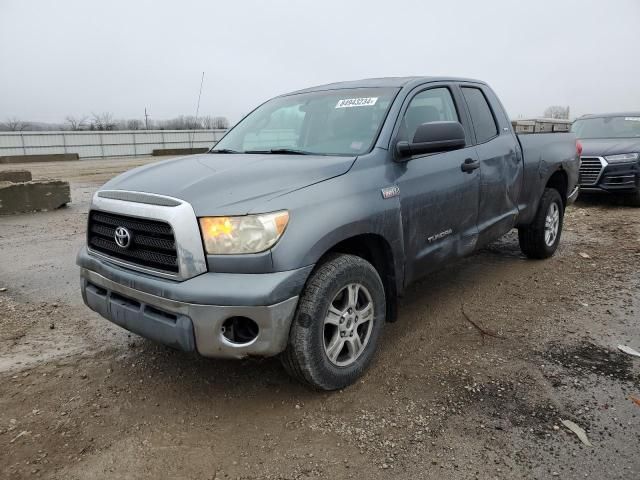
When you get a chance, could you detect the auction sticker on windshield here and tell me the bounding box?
[336,97,378,108]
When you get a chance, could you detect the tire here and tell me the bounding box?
[280,253,386,390]
[518,188,564,259]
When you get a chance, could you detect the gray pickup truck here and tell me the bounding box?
[78,77,579,390]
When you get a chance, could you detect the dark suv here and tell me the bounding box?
[572,113,640,205]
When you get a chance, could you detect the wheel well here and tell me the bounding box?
[546,169,568,206]
[320,234,398,322]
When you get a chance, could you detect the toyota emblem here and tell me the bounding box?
[114,226,132,249]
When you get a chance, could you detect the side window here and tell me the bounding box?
[400,87,458,142]
[461,87,498,143]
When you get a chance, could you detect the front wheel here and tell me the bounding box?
[518,188,564,259]
[280,254,386,390]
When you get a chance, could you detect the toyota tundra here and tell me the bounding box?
[78,77,580,390]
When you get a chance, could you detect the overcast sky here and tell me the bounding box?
[1,0,639,124]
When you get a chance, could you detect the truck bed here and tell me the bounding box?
[516,132,579,225]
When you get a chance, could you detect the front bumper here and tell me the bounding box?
[78,247,311,358]
[580,158,639,193]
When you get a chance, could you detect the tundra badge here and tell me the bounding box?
[427,228,453,243]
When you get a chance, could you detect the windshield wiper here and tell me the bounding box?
[245,148,310,155]
[209,148,240,154]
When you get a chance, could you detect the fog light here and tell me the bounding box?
[221,316,259,345]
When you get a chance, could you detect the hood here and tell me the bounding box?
[100,153,356,215]
[579,138,640,157]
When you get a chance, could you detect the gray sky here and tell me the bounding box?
[1,0,639,124]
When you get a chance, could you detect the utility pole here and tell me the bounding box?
[190,72,205,150]
[144,108,150,130]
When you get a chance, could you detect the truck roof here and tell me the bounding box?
[286,76,486,95]
[578,112,640,119]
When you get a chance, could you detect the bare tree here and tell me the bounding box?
[543,105,570,120]
[65,115,88,131]
[200,115,215,129]
[160,115,198,130]
[184,115,200,129]
[126,119,143,130]
[212,116,230,129]
[154,115,230,130]
[1,117,30,131]
[90,112,116,131]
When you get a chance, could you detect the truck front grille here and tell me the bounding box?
[88,211,179,274]
[579,157,604,186]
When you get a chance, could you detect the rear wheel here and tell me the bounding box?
[518,188,564,259]
[280,254,385,390]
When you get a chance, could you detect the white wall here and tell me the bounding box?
[0,129,227,159]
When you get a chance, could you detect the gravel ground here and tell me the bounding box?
[0,156,639,479]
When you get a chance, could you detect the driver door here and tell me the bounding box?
[394,85,481,284]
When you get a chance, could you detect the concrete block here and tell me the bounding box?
[0,170,32,182]
[152,148,209,156]
[0,180,71,215]
[0,153,79,164]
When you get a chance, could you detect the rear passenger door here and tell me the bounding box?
[459,85,522,246]
[393,85,480,285]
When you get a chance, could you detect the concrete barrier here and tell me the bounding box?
[0,180,71,215]
[0,170,32,182]
[152,148,209,156]
[0,153,79,164]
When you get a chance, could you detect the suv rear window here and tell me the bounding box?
[462,87,498,143]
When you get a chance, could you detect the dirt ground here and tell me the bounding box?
[1,156,639,480]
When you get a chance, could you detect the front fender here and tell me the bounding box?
[264,153,405,292]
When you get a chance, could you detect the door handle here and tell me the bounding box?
[461,158,480,173]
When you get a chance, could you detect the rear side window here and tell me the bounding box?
[461,87,498,143]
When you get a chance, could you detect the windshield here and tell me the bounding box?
[211,87,399,155]
[571,116,640,139]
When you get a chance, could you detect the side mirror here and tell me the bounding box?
[396,121,466,160]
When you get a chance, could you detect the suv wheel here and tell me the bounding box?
[281,254,385,390]
[518,188,564,259]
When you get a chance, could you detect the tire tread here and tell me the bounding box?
[518,188,564,259]
[281,253,384,390]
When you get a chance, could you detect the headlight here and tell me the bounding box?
[199,211,289,254]
[605,152,639,163]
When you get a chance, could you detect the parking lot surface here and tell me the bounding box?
[1,157,639,479]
